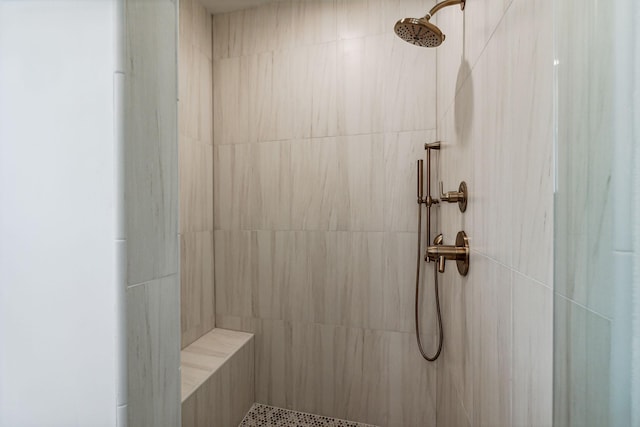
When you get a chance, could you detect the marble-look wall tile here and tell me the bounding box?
[228,1,293,57]
[470,256,512,427]
[336,134,384,231]
[337,35,389,136]
[181,232,215,349]
[506,0,554,286]
[213,144,252,229]
[383,37,436,132]
[216,316,436,427]
[290,43,338,139]
[291,0,337,47]
[197,52,213,145]
[438,253,473,420]
[254,51,293,142]
[215,230,423,332]
[125,0,179,286]
[251,141,292,230]
[212,2,439,426]
[215,316,290,409]
[214,230,253,317]
[290,138,341,230]
[127,276,181,427]
[553,296,611,427]
[212,13,229,60]
[213,55,253,144]
[180,137,213,233]
[437,366,472,427]
[512,274,552,427]
[337,0,435,40]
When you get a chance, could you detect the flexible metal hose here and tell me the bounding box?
[415,203,443,361]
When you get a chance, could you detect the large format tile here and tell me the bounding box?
[512,274,552,427]
[125,0,179,285]
[437,366,472,427]
[553,296,611,427]
[337,34,390,136]
[127,276,181,427]
[336,134,384,232]
[214,144,252,229]
[180,137,213,233]
[505,0,554,285]
[213,55,253,145]
[470,256,512,427]
[181,231,215,349]
[251,141,292,230]
[290,138,341,230]
[290,43,338,139]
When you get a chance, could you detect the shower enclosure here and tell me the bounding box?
[553,0,640,425]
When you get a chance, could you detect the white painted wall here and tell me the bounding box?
[0,1,124,426]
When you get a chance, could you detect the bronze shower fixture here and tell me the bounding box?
[394,0,465,48]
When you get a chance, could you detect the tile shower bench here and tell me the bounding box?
[181,328,255,427]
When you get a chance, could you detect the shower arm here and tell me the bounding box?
[423,0,465,20]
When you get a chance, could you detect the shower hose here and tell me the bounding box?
[415,203,443,361]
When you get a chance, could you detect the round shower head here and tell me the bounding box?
[394,17,444,48]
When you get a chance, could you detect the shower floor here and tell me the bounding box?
[239,403,378,427]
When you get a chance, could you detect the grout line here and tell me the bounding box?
[211,129,439,146]
[127,273,179,290]
[554,293,613,322]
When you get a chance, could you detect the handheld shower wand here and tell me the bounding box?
[415,143,443,361]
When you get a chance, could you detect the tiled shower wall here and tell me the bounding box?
[125,0,181,425]
[212,1,440,426]
[179,0,216,349]
[435,0,554,426]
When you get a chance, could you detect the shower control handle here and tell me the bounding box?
[439,181,468,212]
[425,231,470,276]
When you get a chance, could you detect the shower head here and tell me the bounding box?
[394,18,444,48]
[394,0,465,48]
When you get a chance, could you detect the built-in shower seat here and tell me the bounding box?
[181,328,254,427]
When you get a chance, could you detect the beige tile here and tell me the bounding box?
[251,141,291,230]
[337,35,390,136]
[213,144,252,230]
[180,328,254,401]
[215,316,290,409]
[212,13,230,60]
[290,138,340,231]
[383,37,436,132]
[290,44,338,139]
[253,51,292,143]
[336,134,384,231]
[125,0,179,285]
[291,0,336,46]
[180,138,213,233]
[213,55,253,144]
[214,230,253,317]
[437,367,471,427]
[470,256,512,427]
[197,52,213,145]
[553,296,611,427]
[127,276,181,427]
[512,274,552,427]
[180,231,215,349]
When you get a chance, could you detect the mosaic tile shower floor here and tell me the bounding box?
[239,403,379,427]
